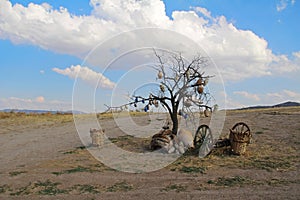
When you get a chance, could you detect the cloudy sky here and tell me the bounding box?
[0,0,299,112]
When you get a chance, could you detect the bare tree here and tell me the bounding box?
[105,51,214,135]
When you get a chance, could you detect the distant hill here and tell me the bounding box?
[0,109,85,114]
[238,101,300,110]
[273,101,300,107]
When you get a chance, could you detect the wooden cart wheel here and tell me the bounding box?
[231,122,251,145]
[231,122,251,137]
[230,122,251,155]
[194,125,213,157]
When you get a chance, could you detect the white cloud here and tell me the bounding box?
[277,0,288,11]
[230,89,300,108]
[292,51,300,58]
[0,96,71,110]
[225,98,246,109]
[233,91,260,101]
[35,96,45,103]
[270,51,300,74]
[52,65,116,89]
[283,89,300,99]
[266,92,283,99]
[217,89,300,109]
[276,0,295,12]
[40,70,45,74]
[193,7,212,19]
[264,90,300,104]
[0,0,299,82]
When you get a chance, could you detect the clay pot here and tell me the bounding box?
[197,85,204,94]
[160,84,165,92]
[184,100,192,107]
[196,78,202,85]
[185,70,190,79]
[204,109,210,117]
[157,71,163,79]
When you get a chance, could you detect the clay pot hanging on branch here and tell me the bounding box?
[185,70,190,79]
[196,78,202,86]
[144,104,150,112]
[153,100,159,108]
[160,84,165,92]
[184,99,192,107]
[204,109,211,117]
[197,85,204,94]
[157,71,163,79]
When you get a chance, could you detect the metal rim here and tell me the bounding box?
[194,124,213,156]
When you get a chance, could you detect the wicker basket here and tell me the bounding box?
[229,130,251,155]
[230,140,247,155]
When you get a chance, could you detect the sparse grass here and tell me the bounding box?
[0,111,73,120]
[208,176,253,187]
[207,176,299,188]
[71,184,101,194]
[108,135,151,153]
[76,146,86,150]
[9,171,27,176]
[0,184,11,194]
[168,153,209,173]
[161,184,187,193]
[10,180,67,196]
[61,149,78,154]
[109,135,134,143]
[247,158,292,171]
[10,182,32,196]
[266,178,291,186]
[0,112,74,134]
[8,181,135,196]
[10,179,68,196]
[52,166,96,175]
[35,180,67,195]
[255,131,264,134]
[97,111,151,119]
[106,181,133,192]
[0,112,11,119]
[50,162,113,175]
[61,146,86,154]
[179,166,206,174]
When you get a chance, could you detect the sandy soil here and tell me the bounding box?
[0,108,299,199]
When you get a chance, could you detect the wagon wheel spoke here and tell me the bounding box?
[240,124,244,133]
[194,125,213,157]
[194,125,207,146]
[232,122,250,135]
[231,122,252,149]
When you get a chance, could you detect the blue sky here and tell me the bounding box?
[0,0,299,112]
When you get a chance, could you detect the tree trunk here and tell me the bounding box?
[171,112,178,135]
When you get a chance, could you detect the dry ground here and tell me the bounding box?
[0,108,299,199]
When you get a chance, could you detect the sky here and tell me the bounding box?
[0,0,299,112]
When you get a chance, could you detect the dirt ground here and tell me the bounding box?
[0,107,299,199]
